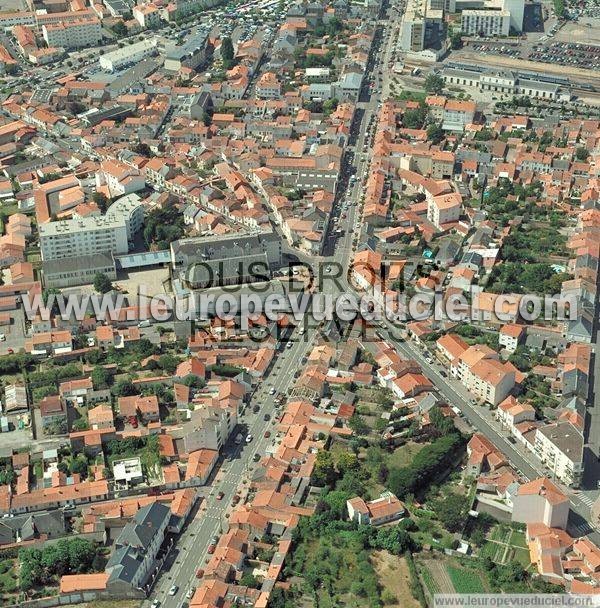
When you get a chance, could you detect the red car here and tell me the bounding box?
[232,495,240,506]
[264,431,271,438]
[196,569,204,579]
[207,544,216,554]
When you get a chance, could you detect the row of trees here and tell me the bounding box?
[387,430,465,499]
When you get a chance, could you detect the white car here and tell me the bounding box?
[168,586,178,596]
[245,434,253,443]
[269,387,276,395]
[186,588,195,599]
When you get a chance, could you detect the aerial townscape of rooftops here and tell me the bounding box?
[0,0,598,604]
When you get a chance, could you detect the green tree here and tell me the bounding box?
[434,492,467,532]
[92,191,109,212]
[93,272,113,294]
[449,31,462,49]
[111,21,128,37]
[312,450,337,487]
[239,573,260,589]
[426,123,444,144]
[403,105,428,129]
[575,147,589,162]
[424,73,444,94]
[112,379,138,397]
[69,454,88,477]
[221,36,235,69]
[348,413,368,435]
[158,353,179,374]
[91,366,111,389]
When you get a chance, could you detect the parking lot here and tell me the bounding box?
[0,307,26,356]
[529,40,600,70]
[467,43,522,58]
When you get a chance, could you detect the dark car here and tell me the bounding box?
[216,491,224,500]
[263,413,270,421]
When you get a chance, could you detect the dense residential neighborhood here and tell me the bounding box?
[0,0,598,603]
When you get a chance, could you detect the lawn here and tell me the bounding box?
[447,566,486,593]
[512,547,532,568]
[510,530,528,549]
[386,441,422,469]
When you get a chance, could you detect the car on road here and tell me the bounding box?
[269,387,276,395]
[186,588,195,599]
[196,569,204,579]
[232,494,241,505]
[151,600,160,608]
[253,404,260,413]
[216,491,225,500]
[207,543,216,554]
[263,413,270,421]
[286,341,293,349]
[168,586,178,596]
[264,430,271,438]
[253,453,261,462]
[246,434,253,443]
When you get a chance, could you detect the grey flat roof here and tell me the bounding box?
[115,250,171,269]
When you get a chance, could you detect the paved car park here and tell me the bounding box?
[529,41,600,70]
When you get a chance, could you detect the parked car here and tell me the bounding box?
[195,569,204,579]
[168,586,178,596]
[216,491,224,500]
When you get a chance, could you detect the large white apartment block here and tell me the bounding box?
[39,216,128,262]
[511,477,569,530]
[461,9,510,36]
[399,0,443,52]
[42,17,102,49]
[533,421,584,487]
[455,0,523,32]
[39,194,144,262]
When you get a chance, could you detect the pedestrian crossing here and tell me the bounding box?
[574,490,597,509]
[571,522,593,537]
